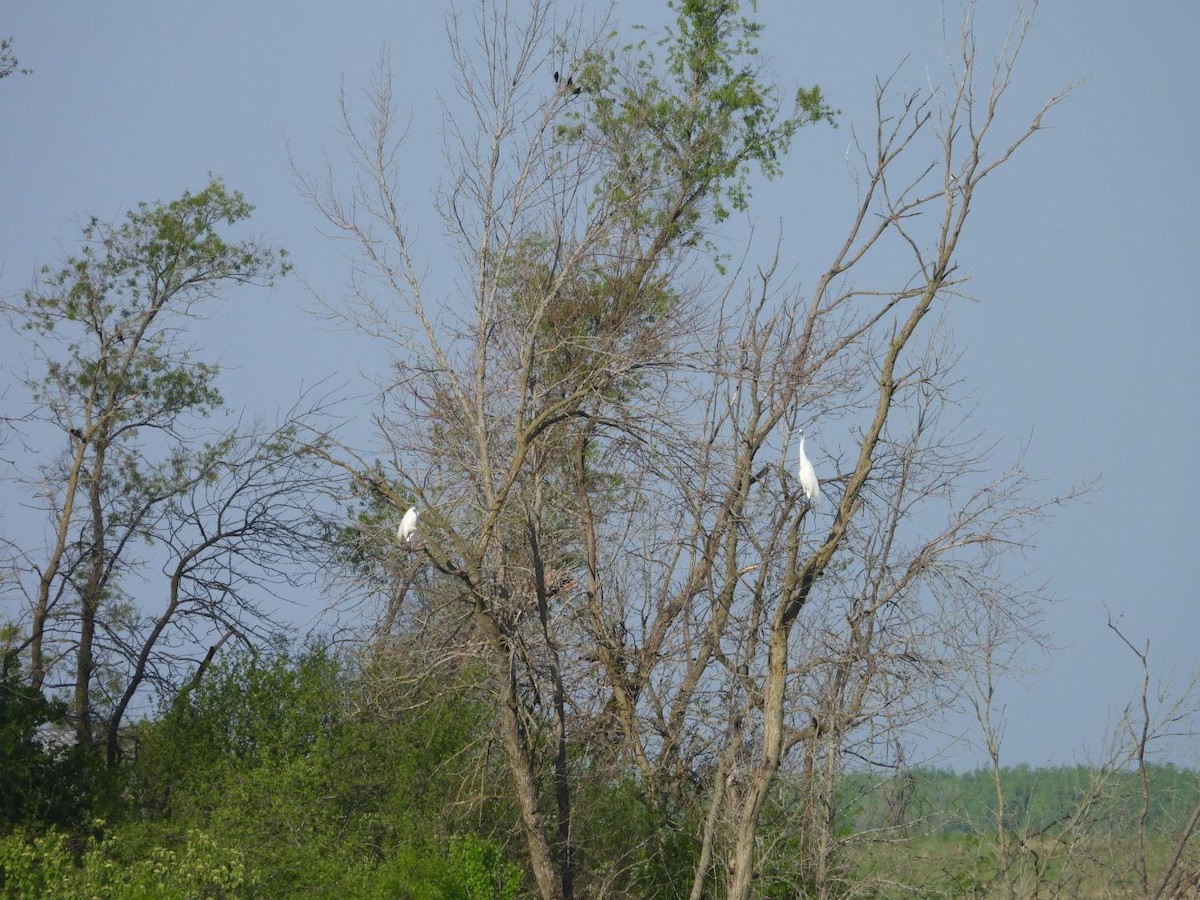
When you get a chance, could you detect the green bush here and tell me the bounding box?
[122,644,520,896]
[0,824,248,899]
[448,834,523,900]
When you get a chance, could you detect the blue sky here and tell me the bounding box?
[2,2,1197,769]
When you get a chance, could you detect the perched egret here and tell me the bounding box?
[797,432,820,506]
[396,507,419,544]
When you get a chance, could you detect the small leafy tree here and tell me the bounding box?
[2,180,332,764]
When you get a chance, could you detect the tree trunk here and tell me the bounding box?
[727,633,790,899]
[30,436,90,691]
[74,442,109,746]
[480,603,564,900]
[498,669,564,900]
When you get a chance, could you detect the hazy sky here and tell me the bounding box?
[2,2,1197,769]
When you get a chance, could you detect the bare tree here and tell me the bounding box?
[303,1,831,894]
[304,1,1071,897]
[1109,619,1200,900]
[953,608,1200,899]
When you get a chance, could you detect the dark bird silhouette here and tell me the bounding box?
[70,428,84,442]
[573,85,581,95]
[566,75,573,87]
[553,70,560,82]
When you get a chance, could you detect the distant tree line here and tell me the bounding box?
[838,764,1200,836]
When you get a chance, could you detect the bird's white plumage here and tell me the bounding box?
[797,434,820,505]
[397,507,419,543]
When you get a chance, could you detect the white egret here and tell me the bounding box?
[396,507,419,544]
[797,432,820,506]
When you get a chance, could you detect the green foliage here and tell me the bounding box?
[448,835,524,900]
[0,825,249,899]
[570,774,700,896]
[569,0,834,258]
[0,655,114,832]
[7,636,1200,900]
[0,830,74,899]
[124,644,520,897]
[0,821,522,900]
[0,657,65,829]
[22,178,288,425]
[0,37,29,80]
